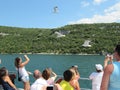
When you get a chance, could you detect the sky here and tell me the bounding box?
[0,0,120,28]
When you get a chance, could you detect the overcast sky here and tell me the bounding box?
[0,0,120,28]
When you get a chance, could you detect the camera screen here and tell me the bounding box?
[47,86,53,90]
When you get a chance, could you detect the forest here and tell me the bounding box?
[0,23,120,54]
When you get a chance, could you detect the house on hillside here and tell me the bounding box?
[0,32,9,36]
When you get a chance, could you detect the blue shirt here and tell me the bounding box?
[109,62,120,90]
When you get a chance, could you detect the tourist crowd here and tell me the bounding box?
[0,44,120,90]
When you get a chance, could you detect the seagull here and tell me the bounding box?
[53,6,58,13]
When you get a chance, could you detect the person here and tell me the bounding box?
[0,67,17,90]
[89,64,103,90]
[60,69,74,90]
[71,65,80,80]
[42,68,57,85]
[100,45,120,90]
[31,69,48,90]
[104,54,113,69]
[40,67,62,90]
[69,66,81,90]
[14,55,30,90]
[53,83,63,90]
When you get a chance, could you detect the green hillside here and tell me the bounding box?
[0,23,120,54]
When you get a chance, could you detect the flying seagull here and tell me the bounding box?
[53,6,58,13]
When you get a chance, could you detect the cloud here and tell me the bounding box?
[93,0,107,5]
[81,1,90,7]
[69,2,120,24]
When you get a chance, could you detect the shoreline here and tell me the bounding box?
[0,52,100,56]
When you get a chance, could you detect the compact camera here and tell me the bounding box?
[47,86,53,90]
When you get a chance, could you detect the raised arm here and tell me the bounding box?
[104,55,113,69]
[20,55,30,67]
[100,64,113,90]
[51,71,57,81]
[6,76,17,90]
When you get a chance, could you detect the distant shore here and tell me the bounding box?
[0,52,100,55]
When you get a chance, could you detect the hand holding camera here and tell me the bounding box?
[105,54,113,63]
[106,54,113,59]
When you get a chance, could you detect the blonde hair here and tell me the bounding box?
[69,68,76,80]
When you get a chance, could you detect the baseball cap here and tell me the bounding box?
[95,64,103,71]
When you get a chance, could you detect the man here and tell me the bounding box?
[89,64,103,90]
[31,69,48,90]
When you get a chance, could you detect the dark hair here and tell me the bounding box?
[63,69,73,82]
[0,67,7,77]
[42,68,51,80]
[115,45,120,56]
[14,57,21,68]
[96,69,102,72]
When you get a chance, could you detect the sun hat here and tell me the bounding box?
[95,64,103,71]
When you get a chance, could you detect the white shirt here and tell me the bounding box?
[19,67,28,77]
[31,77,48,90]
[89,71,103,90]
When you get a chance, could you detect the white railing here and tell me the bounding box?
[81,88,91,90]
[80,77,91,90]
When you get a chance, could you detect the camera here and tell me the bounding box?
[47,86,53,90]
[106,54,113,59]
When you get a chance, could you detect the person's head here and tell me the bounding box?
[71,65,79,75]
[33,69,41,79]
[69,69,76,80]
[114,45,120,61]
[14,57,22,68]
[72,65,78,69]
[63,69,74,82]
[42,68,51,80]
[0,67,8,78]
[95,64,103,72]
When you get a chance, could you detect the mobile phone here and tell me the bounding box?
[47,86,53,90]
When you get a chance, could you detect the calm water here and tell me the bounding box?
[0,54,105,89]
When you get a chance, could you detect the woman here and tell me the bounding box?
[42,68,57,85]
[70,65,80,90]
[0,67,17,90]
[100,45,120,90]
[71,65,80,80]
[14,55,30,90]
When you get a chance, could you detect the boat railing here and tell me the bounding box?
[80,77,90,80]
[80,77,92,90]
[81,88,91,90]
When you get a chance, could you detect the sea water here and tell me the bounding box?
[0,54,105,89]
